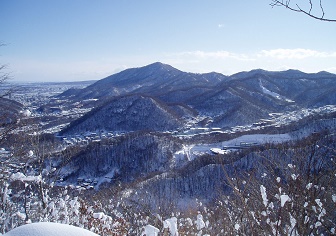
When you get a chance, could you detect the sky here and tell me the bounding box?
[1,0,336,82]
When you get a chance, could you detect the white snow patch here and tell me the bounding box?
[280,194,291,207]
[315,199,323,208]
[27,150,34,157]
[3,222,99,236]
[93,212,105,219]
[142,225,160,236]
[21,109,31,117]
[291,174,298,180]
[332,194,336,203]
[260,185,268,207]
[173,133,293,161]
[223,133,292,146]
[10,172,41,183]
[210,148,229,155]
[163,217,178,236]
[259,80,294,103]
[196,213,205,230]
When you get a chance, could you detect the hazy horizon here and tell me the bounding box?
[6,61,336,84]
[1,0,336,82]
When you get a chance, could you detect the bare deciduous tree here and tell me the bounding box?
[0,44,11,98]
[0,44,22,145]
[271,0,336,22]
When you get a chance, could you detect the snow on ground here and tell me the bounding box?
[174,133,294,160]
[259,80,294,103]
[95,167,119,189]
[163,217,178,236]
[221,133,292,146]
[173,143,216,161]
[210,148,230,155]
[10,172,42,183]
[2,222,99,236]
[173,144,194,161]
[142,225,160,236]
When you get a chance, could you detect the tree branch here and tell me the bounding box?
[270,0,336,22]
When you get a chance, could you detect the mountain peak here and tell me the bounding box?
[142,62,179,72]
[316,71,335,77]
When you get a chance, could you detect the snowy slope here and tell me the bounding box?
[61,94,185,134]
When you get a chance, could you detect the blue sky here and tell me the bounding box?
[1,0,336,82]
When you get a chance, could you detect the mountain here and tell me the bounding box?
[58,63,336,132]
[58,62,228,100]
[60,94,190,135]
[229,69,336,107]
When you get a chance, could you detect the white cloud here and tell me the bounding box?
[175,50,253,61]
[258,48,336,59]
[163,48,336,75]
[218,24,225,28]
[174,48,336,61]
[327,67,336,73]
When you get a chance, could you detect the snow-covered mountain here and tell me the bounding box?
[58,63,336,133]
[60,94,191,135]
[58,62,228,100]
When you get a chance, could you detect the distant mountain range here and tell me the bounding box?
[59,62,336,133]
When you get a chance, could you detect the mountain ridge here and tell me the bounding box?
[59,62,336,101]
[58,62,229,100]
[57,62,336,132]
